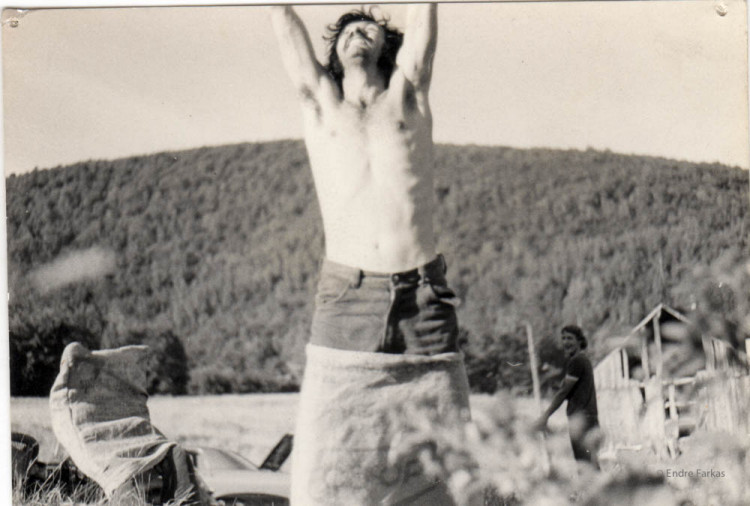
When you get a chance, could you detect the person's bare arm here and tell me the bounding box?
[395,3,438,91]
[271,6,327,99]
[533,376,578,431]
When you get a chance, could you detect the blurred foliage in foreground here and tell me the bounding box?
[13,390,750,505]
[5,141,748,395]
[395,392,750,505]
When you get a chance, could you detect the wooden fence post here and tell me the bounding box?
[526,323,550,475]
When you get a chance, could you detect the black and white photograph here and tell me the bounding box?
[2,1,749,504]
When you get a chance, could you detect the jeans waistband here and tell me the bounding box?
[321,254,447,284]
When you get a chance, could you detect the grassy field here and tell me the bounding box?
[10,394,568,465]
[12,393,749,505]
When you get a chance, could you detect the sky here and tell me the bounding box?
[1,0,749,175]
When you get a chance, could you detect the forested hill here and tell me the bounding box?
[6,141,749,395]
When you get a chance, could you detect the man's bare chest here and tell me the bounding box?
[307,90,428,139]
[327,100,415,140]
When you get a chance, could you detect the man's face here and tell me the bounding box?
[561,332,580,358]
[336,20,386,67]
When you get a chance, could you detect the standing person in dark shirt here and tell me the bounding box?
[534,325,600,464]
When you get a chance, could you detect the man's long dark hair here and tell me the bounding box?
[323,9,403,94]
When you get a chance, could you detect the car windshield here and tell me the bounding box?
[198,448,257,471]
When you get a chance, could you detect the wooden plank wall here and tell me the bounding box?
[642,376,669,459]
[595,335,750,461]
[695,371,750,435]
[595,349,643,446]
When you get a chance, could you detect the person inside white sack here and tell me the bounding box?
[271,4,471,504]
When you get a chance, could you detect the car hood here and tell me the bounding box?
[199,468,290,498]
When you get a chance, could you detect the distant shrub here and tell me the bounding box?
[187,365,239,395]
[187,364,299,395]
[463,330,531,394]
[10,322,98,397]
[102,314,190,396]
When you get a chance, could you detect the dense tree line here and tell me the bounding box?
[6,141,748,395]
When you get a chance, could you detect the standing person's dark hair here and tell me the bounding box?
[324,9,404,93]
[561,324,587,350]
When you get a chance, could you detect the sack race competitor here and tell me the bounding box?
[291,344,472,505]
[49,342,206,503]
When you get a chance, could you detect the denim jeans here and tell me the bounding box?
[310,254,460,355]
[569,416,600,464]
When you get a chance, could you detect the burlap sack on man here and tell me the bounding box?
[291,344,471,505]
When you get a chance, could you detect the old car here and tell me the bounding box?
[12,431,292,505]
[188,434,292,506]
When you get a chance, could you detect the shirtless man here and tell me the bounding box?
[272,5,468,503]
[272,3,459,355]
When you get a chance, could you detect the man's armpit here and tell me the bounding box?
[299,87,322,119]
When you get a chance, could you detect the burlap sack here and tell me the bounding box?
[49,342,175,496]
[291,344,471,505]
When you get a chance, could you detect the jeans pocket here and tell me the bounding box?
[315,272,353,306]
[427,281,459,307]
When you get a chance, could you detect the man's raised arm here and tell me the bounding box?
[395,3,438,91]
[271,6,326,96]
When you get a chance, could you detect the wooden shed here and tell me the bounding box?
[594,303,750,460]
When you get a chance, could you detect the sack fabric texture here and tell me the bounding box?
[291,343,471,505]
[49,342,176,496]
